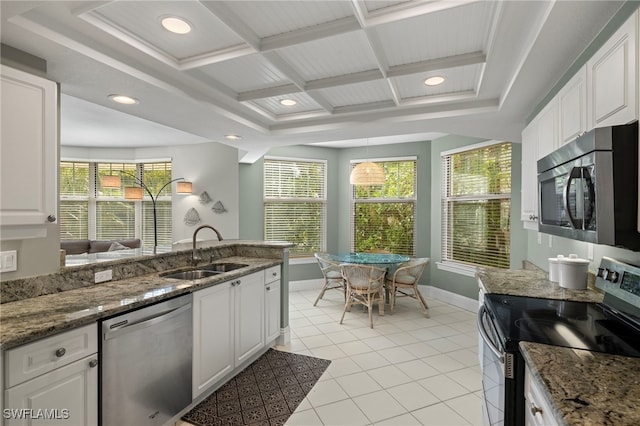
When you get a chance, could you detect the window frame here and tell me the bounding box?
[349,156,418,256]
[438,140,512,274]
[59,160,173,248]
[263,156,328,257]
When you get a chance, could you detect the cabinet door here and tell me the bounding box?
[0,65,57,239]
[234,272,265,365]
[265,280,281,344]
[558,66,587,145]
[5,355,98,426]
[521,123,539,230]
[587,11,637,129]
[536,100,558,159]
[192,282,234,399]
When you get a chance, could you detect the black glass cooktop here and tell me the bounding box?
[485,294,640,357]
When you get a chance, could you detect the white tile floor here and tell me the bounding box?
[178,287,482,426]
[278,287,482,426]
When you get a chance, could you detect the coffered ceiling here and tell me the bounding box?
[0,1,624,161]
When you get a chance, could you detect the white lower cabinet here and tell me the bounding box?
[3,324,98,426]
[233,272,265,366]
[192,271,265,399]
[524,364,558,426]
[192,281,234,399]
[264,266,281,344]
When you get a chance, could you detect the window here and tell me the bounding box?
[441,142,512,269]
[351,158,417,255]
[59,161,173,248]
[264,157,327,257]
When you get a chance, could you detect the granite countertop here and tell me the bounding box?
[0,256,280,350]
[520,342,640,426]
[477,267,603,303]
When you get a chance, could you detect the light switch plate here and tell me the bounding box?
[95,269,113,283]
[0,250,17,272]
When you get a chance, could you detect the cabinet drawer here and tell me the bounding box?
[5,324,97,388]
[264,266,280,284]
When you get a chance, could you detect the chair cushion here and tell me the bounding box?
[391,274,416,285]
[326,270,342,279]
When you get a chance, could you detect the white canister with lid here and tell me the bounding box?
[557,254,590,289]
[548,255,564,282]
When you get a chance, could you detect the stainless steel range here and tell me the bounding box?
[478,257,640,426]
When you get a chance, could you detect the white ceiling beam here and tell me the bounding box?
[355,0,483,28]
[387,51,486,77]
[198,1,261,51]
[177,44,257,70]
[500,0,556,109]
[398,90,477,107]
[238,84,302,102]
[333,100,397,115]
[304,69,383,91]
[260,16,361,51]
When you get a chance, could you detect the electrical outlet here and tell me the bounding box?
[0,250,17,272]
[548,235,553,248]
[95,269,113,283]
[537,233,542,245]
[587,243,594,260]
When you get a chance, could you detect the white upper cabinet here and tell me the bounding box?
[536,99,559,159]
[521,122,539,230]
[0,65,58,240]
[558,65,588,145]
[587,10,638,129]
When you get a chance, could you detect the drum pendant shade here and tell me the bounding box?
[350,162,385,186]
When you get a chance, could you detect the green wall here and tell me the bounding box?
[239,136,526,301]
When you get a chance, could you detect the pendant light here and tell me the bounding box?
[350,139,385,186]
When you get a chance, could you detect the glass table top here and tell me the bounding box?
[327,252,410,264]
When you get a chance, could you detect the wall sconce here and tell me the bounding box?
[100,171,192,252]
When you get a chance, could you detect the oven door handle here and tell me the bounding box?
[477,305,504,363]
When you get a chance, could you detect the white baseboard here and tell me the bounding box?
[421,285,478,312]
[289,279,478,313]
[289,279,324,292]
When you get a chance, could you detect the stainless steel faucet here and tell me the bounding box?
[192,225,223,264]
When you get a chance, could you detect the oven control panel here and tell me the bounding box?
[597,257,640,312]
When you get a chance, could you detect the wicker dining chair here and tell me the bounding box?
[340,263,387,328]
[313,253,346,306]
[385,257,430,316]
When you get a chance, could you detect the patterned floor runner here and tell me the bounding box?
[182,349,331,426]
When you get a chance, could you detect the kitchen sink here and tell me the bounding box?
[161,270,221,280]
[200,263,248,272]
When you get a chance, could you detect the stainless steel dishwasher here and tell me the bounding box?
[101,294,192,426]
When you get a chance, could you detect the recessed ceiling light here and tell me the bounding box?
[279,99,297,106]
[161,16,192,34]
[424,76,445,86]
[108,94,139,105]
[225,134,242,141]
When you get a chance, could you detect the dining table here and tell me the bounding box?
[326,252,410,265]
[326,252,410,303]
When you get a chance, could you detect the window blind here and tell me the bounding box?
[441,142,512,268]
[264,157,327,256]
[60,162,90,240]
[351,159,417,255]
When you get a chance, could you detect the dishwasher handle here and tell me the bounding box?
[477,305,504,363]
[104,303,191,341]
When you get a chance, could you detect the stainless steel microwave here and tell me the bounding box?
[537,121,640,251]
